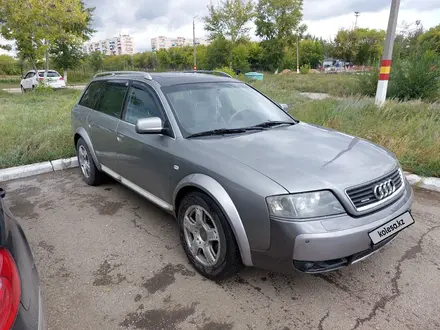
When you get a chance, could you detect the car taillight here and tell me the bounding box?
[0,248,20,330]
[59,76,64,80]
[39,77,44,81]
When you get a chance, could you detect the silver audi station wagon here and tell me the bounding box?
[71,70,414,279]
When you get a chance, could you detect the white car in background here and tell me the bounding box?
[20,70,66,92]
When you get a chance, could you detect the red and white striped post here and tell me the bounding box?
[375,0,400,106]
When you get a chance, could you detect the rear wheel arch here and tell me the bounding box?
[73,128,101,171]
[173,174,253,267]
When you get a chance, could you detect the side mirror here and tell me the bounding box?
[279,103,289,112]
[135,117,164,134]
[0,188,5,199]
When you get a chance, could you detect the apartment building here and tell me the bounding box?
[151,36,210,50]
[83,34,135,55]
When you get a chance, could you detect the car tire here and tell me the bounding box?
[178,191,242,280]
[76,138,103,186]
[21,86,26,93]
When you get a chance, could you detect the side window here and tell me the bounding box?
[96,80,128,118]
[79,81,105,109]
[124,82,163,125]
[25,72,34,79]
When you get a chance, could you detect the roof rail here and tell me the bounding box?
[93,71,152,80]
[183,70,232,78]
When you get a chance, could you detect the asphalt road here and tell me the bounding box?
[3,169,440,330]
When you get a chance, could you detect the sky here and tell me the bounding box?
[1,0,439,55]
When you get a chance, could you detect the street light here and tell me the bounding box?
[193,15,199,71]
[354,12,360,28]
[296,33,299,74]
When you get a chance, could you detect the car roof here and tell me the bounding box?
[148,72,237,87]
[93,72,239,87]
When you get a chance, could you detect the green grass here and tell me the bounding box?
[254,73,359,96]
[0,89,81,169]
[1,76,439,177]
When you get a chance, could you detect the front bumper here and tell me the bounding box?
[250,182,414,274]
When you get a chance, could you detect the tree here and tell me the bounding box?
[156,49,171,71]
[204,0,254,68]
[255,0,303,70]
[133,52,150,69]
[260,39,284,72]
[0,55,21,75]
[320,38,336,58]
[255,0,303,43]
[49,0,94,83]
[299,39,323,68]
[333,29,358,62]
[194,45,208,70]
[394,20,424,58]
[89,51,104,72]
[355,29,385,65]
[232,43,251,72]
[419,25,440,55]
[0,0,92,76]
[103,55,126,71]
[206,37,231,69]
[50,41,84,83]
[332,28,385,65]
[247,42,264,71]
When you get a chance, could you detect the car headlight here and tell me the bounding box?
[266,191,345,219]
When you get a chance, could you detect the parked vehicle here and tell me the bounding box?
[0,188,45,329]
[20,70,66,92]
[71,70,414,279]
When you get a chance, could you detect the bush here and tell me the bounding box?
[353,66,379,96]
[0,76,21,84]
[67,70,94,83]
[387,51,440,101]
[354,51,440,101]
[214,66,236,77]
[34,84,55,94]
[300,64,310,74]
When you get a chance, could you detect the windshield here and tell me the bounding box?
[162,82,294,137]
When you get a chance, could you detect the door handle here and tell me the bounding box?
[116,134,124,142]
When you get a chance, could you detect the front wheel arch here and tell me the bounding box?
[173,174,253,267]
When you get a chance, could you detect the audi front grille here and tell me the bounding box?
[345,169,404,211]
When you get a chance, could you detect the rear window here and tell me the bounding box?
[95,80,128,118]
[38,71,60,78]
[79,81,106,109]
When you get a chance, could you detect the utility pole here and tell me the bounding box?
[296,33,300,74]
[193,15,199,71]
[354,12,360,28]
[375,0,400,106]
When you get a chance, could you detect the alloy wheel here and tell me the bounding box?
[183,205,220,267]
[78,145,91,178]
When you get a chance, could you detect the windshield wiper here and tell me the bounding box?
[250,120,296,129]
[187,127,263,138]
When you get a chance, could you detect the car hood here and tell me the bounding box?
[192,123,398,193]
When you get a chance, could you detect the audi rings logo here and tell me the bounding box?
[374,180,396,200]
